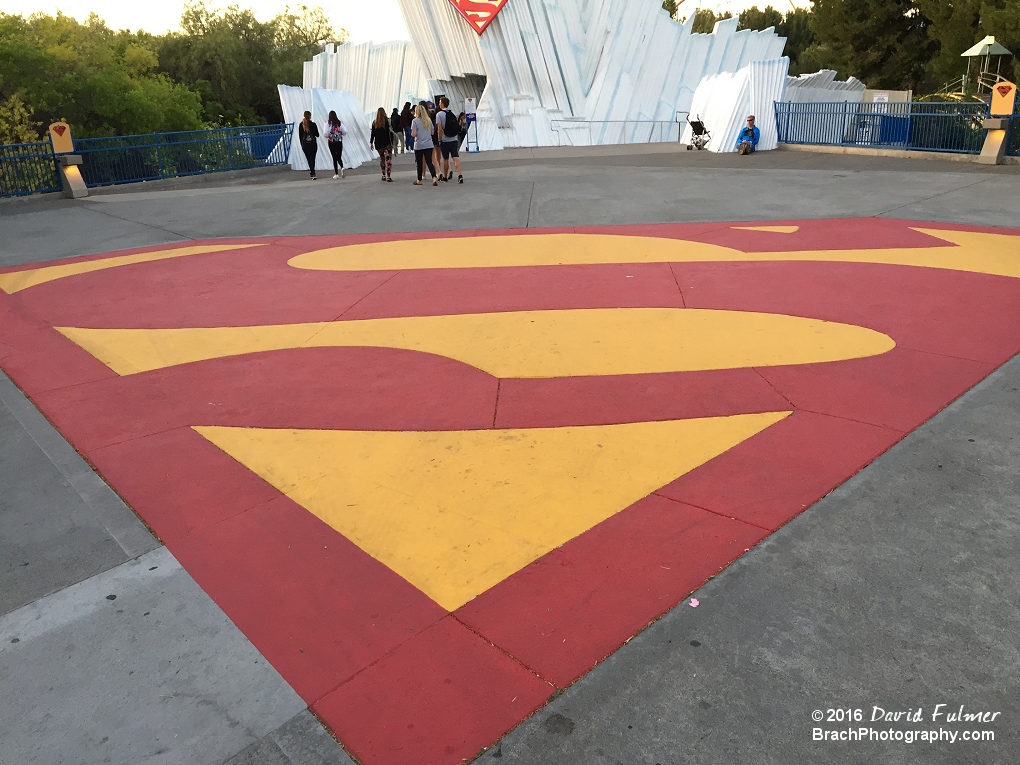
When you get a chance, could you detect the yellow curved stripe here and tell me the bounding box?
[0,244,264,294]
[57,308,895,378]
[732,225,800,233]
[196,412,791,610]
[286,229,1020,279]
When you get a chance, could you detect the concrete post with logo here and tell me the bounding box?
[977,82,1017,165]
[49,121,88,198]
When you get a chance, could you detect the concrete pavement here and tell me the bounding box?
[1,144,1018,764]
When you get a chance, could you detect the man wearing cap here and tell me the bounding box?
[736,115,760,155]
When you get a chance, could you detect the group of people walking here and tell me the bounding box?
[296,97,468,186]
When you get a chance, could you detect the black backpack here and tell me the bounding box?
[442,109,460,138]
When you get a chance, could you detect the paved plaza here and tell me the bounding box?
[1,144,1019,765]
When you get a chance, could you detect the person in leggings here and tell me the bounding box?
[297,111,319,180]
[325,111,347,179]
[410,104,438,186]
[370,107,393,182]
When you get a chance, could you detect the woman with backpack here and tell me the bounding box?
[297,111,319,180]
[370,107,394,182]
[325,111,348,179]
[410,104,438,186]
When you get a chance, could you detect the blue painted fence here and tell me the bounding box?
[0,141,62,197]
[1,124,293,198]
[1008,111,1020,157]
[775,102,989,154]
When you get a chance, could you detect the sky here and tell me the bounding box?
[1,0,809,43]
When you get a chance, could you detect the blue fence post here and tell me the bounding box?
[155,133,164,180]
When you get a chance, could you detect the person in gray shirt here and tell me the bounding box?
[435,96,464,184]
[410,104,438,186]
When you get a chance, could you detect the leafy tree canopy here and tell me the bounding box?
[803,0,937,91]
[0,12,205,139]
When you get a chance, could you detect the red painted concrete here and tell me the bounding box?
[457,494,768,687]
[170,493,447,703]
[495,368,790,429]
[757,349,996,433]
[88,427,284,544]
[314,616,552,765]
[3,219,1020,764]
[657,410,903,531]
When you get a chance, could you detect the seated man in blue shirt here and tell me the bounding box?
[737,115,760,155]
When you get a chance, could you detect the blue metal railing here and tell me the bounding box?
[1007,108,1020,157]
[775,102,989,154]
[1,124,293,198]
[0,141,62,197]
[73,124,293,187]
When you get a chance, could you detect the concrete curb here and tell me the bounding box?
[778,142,1020,165]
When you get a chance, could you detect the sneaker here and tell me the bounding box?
[386,177,393,182]
[333,174,339,179]
[448,171,454,180]
[341,168,346,178]
[458,175,464,184]
[311,175,317,180]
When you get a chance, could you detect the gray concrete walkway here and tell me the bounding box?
[1,145,1018,764]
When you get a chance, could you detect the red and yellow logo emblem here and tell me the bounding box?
[449,0,510,35]
[2,219,1019,764]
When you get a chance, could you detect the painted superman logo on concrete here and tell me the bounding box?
[2,219,1019,763]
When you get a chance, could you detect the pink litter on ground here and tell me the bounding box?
[690,598,700,608]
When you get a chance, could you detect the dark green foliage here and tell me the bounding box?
[0,12,205,139]
[681,9,734,34]
[803,0,938,91]
[737,7,818,76]
[156,2,341,127]
[0,3,343,141]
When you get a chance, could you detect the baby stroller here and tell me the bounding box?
[686,115,711,151]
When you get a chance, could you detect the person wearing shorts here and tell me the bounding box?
[435,97,464,184]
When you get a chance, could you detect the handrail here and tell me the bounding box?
[774,101,989,155]
[1,124,294,197]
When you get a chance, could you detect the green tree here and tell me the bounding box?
[739,6,784,32]
[686,9,734,34]
[0,92,40,143]
[737,7,818,76]
[662,1,679,21]
[0,12,205,139]
[804,0,937,91]
[156,3,280,126]
[981,1,1020,83]
[271,4,347,89]
[156,2,343,126]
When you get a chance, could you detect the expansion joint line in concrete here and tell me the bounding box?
[872,176,992,218]
[79,199,197,243]
[650,490,775,534]
[525,182,536,228]
[492,379,502,428]
[751,367,796,410]
[667,263,687,307]
[331,270,403,323]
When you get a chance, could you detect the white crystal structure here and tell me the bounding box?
[278,85,375,171]
[784,69,867,104]
[681,58,790,152]
[284,0,871,161]
[302,41,431,115]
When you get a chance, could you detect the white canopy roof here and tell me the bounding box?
[961,36,1012,57]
